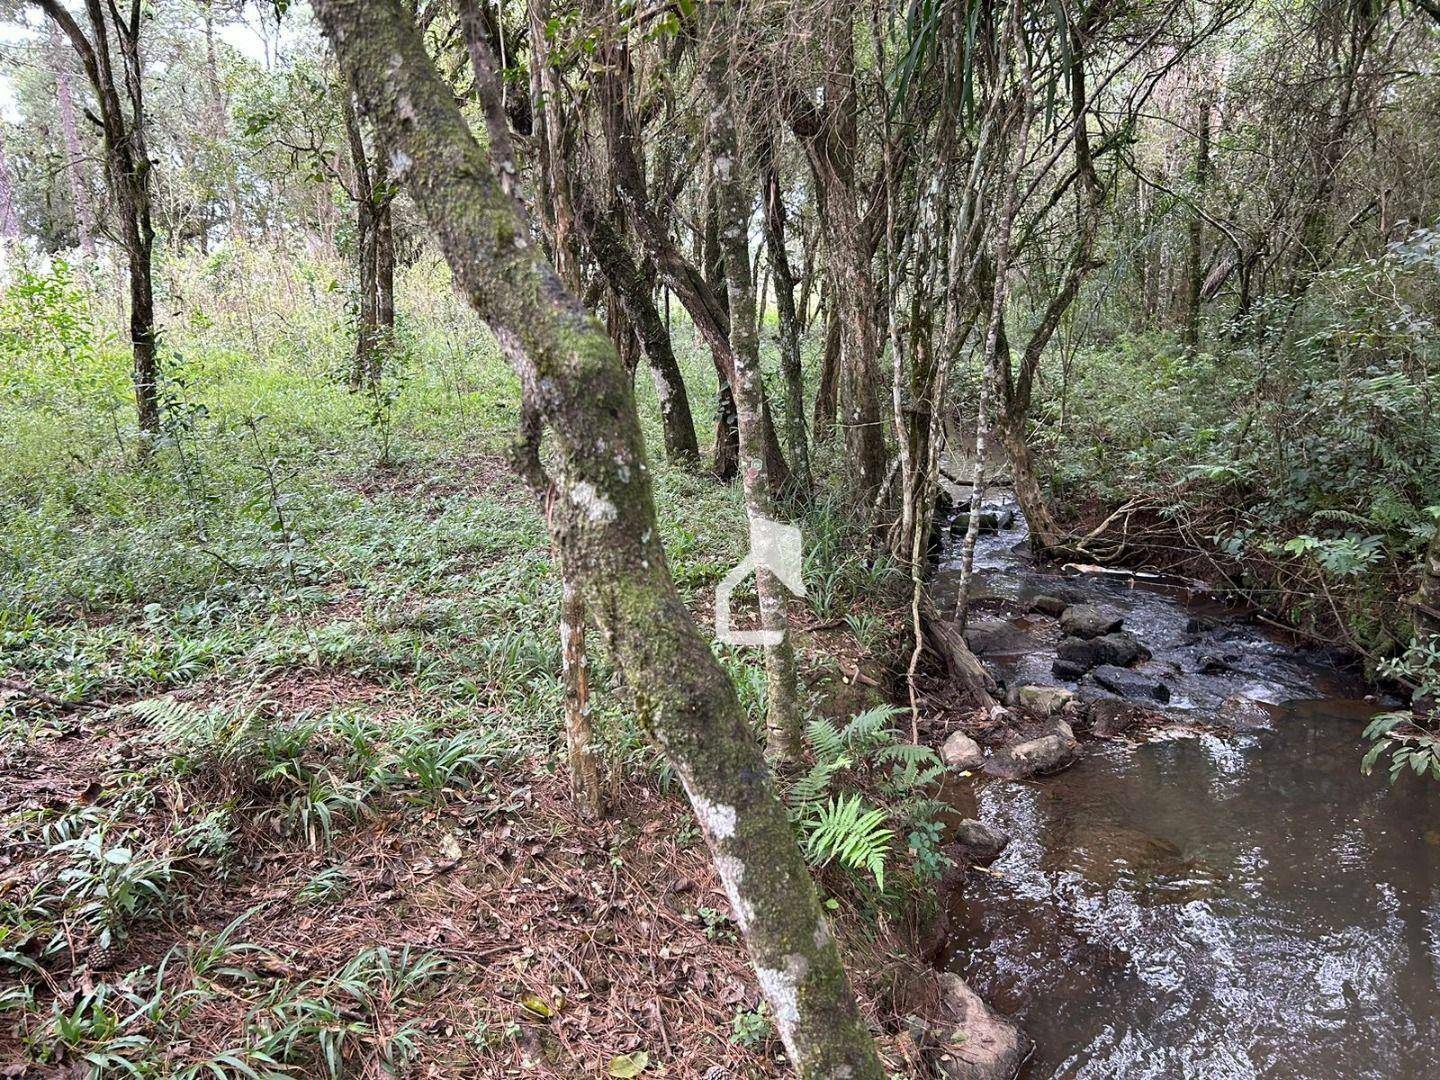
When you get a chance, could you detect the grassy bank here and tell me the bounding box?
[0,247,953,1077]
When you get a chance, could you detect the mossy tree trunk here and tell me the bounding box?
[310,2,882,1073]
[709,32,804,763]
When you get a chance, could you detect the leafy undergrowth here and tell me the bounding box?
[0,669,936,1078]
[0,252,951,1077]
[1035,225,1440,657]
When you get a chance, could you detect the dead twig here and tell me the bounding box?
[0,678,105,712]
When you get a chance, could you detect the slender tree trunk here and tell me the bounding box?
[374,149,396,383]
[818,182,885,495]
[561,575,602,818]
[310,5,883,1073]
[528,0,580,284]
[342,93,377,388]
[201,1,243,241]
[802,7,885,497]
[703,180,742,480]
[577,193,701,464]
[0,125,19,240]
[763,157,812,499]
[812,305,840,442]
[124,208,159,433]
[1182,84,1212,349]
[41,2,161,432]
[599,63,790,491]
[51,24,96,257]
[710,38,803,763]
[956,75,1028,625]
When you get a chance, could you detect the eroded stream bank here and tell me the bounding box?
[926,494,1440,1079]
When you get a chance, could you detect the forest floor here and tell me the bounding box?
[0,340,951,1076]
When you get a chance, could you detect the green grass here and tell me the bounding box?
[0,243,935,1077]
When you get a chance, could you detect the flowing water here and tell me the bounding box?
[931,498,1440,1079]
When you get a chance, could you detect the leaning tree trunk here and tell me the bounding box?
[996,412,1064,552]
[310,3,883,1074]
[576,191,700,465]
[598,61,791,492]
[710,40,803,762]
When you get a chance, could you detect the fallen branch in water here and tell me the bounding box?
[918,593,997,709]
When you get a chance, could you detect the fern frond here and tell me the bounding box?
[874,743,940,768]
[804,716,845,762]
[786,756,850,810]
[133,698,259,760]
[841,704,904,748]
[802,794,893,892]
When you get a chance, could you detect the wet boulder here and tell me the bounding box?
[931,973,1031,1080]
[1090,664,1170,703]
[1190,646,1242,675]
[941,730,985,772]
[1057,631,1148,674]
[950,507,1017,535]
[1016,684,1075,719]
[1059,603,1123,639]
[985,733,1077,779]
[1092,631,1151,667]
[1217,694,1279,729]
[963,618,1032,657]
[950,819,1010,865]
[1087,697,1164,737]
[1027,594,1068,617]
[1052,657,1090,681]
[1056,635,1100,670]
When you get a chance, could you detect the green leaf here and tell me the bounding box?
[607,1050,650,1076]
[519,992,555,1019]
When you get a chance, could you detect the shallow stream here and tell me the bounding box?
[931,499,1440,1078]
